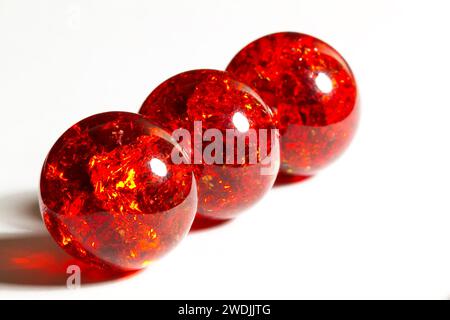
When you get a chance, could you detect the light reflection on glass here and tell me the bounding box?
[232,112,250,133]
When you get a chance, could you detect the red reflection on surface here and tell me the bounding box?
[0,235,136,286]
[190,214,232,233]
[274,174,311,187]
[10,252,59,271]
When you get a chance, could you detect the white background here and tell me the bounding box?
[0,0,449,299]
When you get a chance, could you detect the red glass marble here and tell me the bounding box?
[140,70,280,220]
[227,32,359,176]
[39,112,197,271]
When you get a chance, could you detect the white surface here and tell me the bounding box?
[1,0,450,299]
